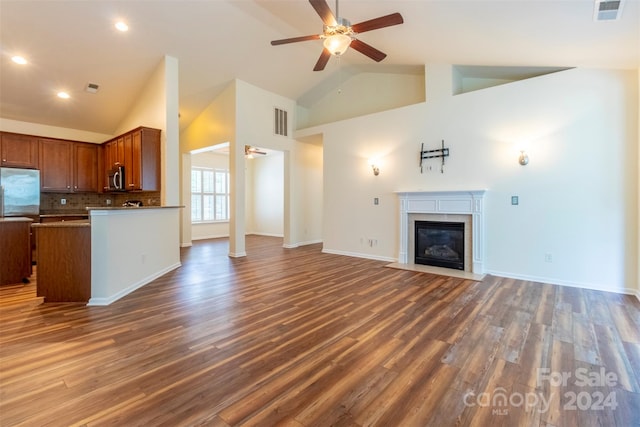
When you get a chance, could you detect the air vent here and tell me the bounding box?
[274,108,288,136]
[85,82,100,94]
[594,0,624,21]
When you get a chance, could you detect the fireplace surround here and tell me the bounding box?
[396,190,486,274]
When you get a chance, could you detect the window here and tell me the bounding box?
[191,167,229,222]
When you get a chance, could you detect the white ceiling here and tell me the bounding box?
[1,0,638,135]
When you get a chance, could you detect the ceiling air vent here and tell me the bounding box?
[594,0,624,21]
[85,82,100,94]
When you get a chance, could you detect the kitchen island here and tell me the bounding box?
[32,220,91,302]
[31,206,182,305]
[88,206,182,306]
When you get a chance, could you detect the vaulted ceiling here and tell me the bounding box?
[1,0,638,135]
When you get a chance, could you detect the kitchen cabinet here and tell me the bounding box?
[0,218,33,286]
[40,139,98,193]
[103,127,160,192]
[33,221,91,302]
[0,132,39,169]
[73,143,99,192]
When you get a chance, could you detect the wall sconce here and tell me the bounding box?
[518,150,529,166]
[369,159,380,176]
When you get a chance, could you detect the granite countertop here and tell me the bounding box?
[32,219,90,228]
[0,217,34,223]
[86,205,183,211]
[40,212,90,218]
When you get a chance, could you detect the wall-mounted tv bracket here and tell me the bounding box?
[420,140,449,173]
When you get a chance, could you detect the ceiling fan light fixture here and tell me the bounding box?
[323,33,352,56]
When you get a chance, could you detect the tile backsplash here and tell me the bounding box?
[40,192,161,213]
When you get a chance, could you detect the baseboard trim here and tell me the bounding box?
[284,239,323,249]
[485,269,640,300]
[322,248,396,263]
[88,262,182,306]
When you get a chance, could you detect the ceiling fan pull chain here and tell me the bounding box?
[337,56,343,94]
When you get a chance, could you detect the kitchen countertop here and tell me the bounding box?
[40,212,89,218]
[0,217,34,223]
[32,219,90,228]
[86,205,183,211]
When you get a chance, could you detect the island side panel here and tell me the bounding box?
[89,207,181,305]
[35,225,91,302]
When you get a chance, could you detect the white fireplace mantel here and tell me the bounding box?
[396,190,487,273]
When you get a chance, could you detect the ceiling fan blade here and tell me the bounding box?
[350,39,387,62]
[309,0,337,26]
[351,12,404,34]
[271,34,321,46]
[313,48,331,71]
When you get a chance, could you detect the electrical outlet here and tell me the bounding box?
[544,253,553,263]
[106,199,112,205]
[511,196,519,205]
[374,197,379,205]
[60,198,66,205]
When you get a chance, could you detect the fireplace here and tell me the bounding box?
[415,221,464,270]
[396,190,486,274]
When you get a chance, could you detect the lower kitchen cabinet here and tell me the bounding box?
[0,218,33,286]
[33,222,91,302]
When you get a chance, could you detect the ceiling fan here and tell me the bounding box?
[271,0,404,71]
[245,145,267,157]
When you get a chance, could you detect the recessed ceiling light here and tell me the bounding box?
[115,21,129,32]
[11,56,27,65]
[57,92,70,99]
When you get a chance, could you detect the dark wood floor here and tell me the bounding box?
[1,236,639,426]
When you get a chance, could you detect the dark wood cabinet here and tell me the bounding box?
[73,143,99,192]
[39,138,72,192]
[0,218,33,286]
[40,139,98,193]
[102,127,160,192]
[129,127,160,191]
[34,223,91,302]
[1,132,39,169]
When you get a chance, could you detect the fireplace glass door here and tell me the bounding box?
[415,221,464,270]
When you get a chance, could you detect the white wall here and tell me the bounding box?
[297,70,425,128]
[292,138,323,246]
[304,65,638,295]
[0,118,113,143]
[89,207,181,305]
[115,55,180,207]
[246,153,284,236]
[235,80,322,249]
[180,81,237,249]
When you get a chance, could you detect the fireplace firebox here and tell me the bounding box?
[415,221,464,270]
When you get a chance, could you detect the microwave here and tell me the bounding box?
[107,165,126,191]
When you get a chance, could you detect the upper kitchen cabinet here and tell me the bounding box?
[39,139,98,193]
[129,127,160,191]
[103,127,161,192]
[73,143,99,192]
[0,132,39,169]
